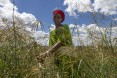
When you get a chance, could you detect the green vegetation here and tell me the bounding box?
[0,26,116,78]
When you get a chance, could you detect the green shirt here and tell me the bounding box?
[49,24,72,46]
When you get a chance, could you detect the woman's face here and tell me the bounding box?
[53,14,62,25]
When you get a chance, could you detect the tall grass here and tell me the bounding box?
[0,17,41,78]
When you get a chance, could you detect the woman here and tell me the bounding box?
[49,9,72,46]
[49,9,73,77]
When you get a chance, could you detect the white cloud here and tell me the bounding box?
[92,0,117,15]
[0,0,10,6]
[64,0,117,16]
[33,31,49,46]
[49,24,55,31]
[69,24,117,46]
[64,0,92,16]
[0,0,37,29]
[69,24,78,29]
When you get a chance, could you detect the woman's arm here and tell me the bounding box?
[49,31,54,46]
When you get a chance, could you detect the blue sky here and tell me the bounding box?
[11,0,93,32]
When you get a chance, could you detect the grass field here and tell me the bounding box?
[0,41,117,78]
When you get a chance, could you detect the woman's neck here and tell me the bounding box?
[55,24,62,29]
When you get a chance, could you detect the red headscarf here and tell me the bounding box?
[53,9,65,22]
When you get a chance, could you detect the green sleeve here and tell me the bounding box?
[49,31,54,46]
